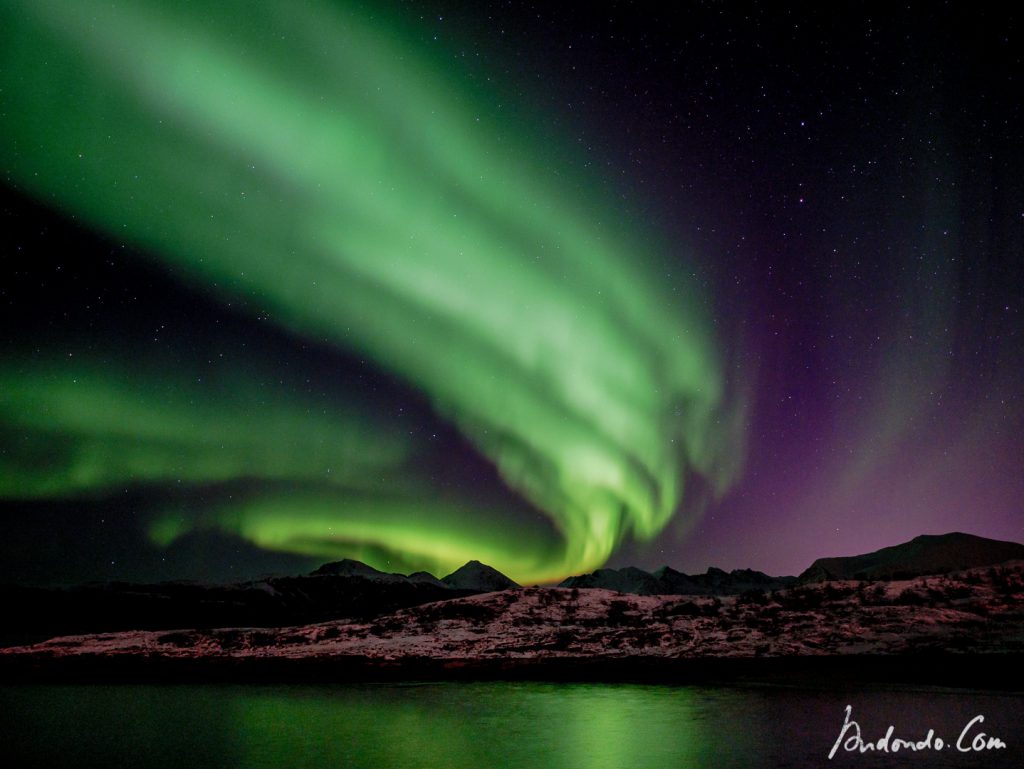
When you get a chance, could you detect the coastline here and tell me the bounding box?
[3,652,1023,690]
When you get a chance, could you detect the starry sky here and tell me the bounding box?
[0,0,1021,585]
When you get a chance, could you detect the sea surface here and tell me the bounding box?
[1,681,1021,768]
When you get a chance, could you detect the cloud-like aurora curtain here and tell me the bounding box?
[0,0,743,582]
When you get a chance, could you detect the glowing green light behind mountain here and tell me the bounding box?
[0,0,741,582]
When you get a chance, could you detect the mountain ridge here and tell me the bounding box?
[560,565,795,595]
[7,560,1023,678]
[5,532,1023,646]
[798,532,1024,583]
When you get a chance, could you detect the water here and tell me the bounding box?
[1,682,1021,768]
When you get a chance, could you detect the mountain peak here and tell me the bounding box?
[560,564,793,596]
[798,532,1024,583]
[311,559,391,579]
[441,561,518,592]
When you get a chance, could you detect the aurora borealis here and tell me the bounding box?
[0,0,739,583]
[0,1,1021,584]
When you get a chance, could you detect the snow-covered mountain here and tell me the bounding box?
[311,559,410,582]
[310,560,470,590]
[4,561,1021,674]
[6,533,1024,673]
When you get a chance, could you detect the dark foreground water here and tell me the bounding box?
[1,682,1022,769]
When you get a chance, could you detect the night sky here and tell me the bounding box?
[0,1,1021,586]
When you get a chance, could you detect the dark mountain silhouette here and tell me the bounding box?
[407,571,448,588]
[312,559,411,583]
[798,532,1024,583]
[558,566,662,594]
[442,560,519,592]
[0,560,488,646]
[560,565,795,595]
[10,560,1024,682]
[6,533,1022,650]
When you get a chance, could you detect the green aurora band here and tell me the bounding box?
[0,0,741,582]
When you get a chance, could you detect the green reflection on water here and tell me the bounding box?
[225,683,711,769]
[4,681,1023,769]
[2,683,724,769]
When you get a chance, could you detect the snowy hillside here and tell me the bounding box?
[4,562,1022,669]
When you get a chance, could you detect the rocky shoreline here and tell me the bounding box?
[3,650,1023,690]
